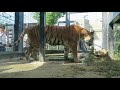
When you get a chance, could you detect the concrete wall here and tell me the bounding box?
[102,12,120,57]
[102,12,108,49]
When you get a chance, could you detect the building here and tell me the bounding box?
[102,12,120,57]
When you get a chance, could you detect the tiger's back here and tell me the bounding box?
[23,24,86,47]
[45,25,81,46]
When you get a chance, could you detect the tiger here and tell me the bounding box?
[14,24,94,63]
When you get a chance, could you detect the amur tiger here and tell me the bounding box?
[14,24,94,63]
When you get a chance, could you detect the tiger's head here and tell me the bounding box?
[80,28,94,44]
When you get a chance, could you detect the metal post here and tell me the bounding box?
[66,12,70,26]
[64,12,70,60]
[39,12,46,62]
[14,12,24,53]
[57,22,60,50]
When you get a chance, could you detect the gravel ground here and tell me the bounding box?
[0,57,105,78]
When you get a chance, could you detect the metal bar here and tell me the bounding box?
[14,12,24,52]
[39,12,46,62]
[66,12,70,26]
[64,12,70,59]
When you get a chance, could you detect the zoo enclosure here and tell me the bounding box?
[0,12,95,61]
[0,12,92,52]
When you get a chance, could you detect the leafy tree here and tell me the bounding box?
[33,12,65,25]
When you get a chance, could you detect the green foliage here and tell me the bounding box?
[113,24,120,60]
[84,54,94,66]
[33,12,65,25]
[113,53,120,60]
[84,47,95,66]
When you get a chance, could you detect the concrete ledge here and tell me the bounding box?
[0,50,90,60]
[0,52,24,60]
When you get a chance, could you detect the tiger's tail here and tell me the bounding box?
[14,28,27,46]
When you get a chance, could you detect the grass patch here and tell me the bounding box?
[70,65,87,71]
[113,53,120,60]
[92,59,120,78]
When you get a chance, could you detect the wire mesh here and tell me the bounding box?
[23,12,38,51]
[0,12,15,52]
[0,12,102,53]
[23,12,64,51]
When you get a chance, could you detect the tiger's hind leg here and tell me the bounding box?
[32,47,39,61]
[25,47,31,62]
[32,51,39,61]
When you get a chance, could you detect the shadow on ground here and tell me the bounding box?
[0,58,105,78]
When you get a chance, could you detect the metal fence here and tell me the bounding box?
[0,12,94,53]
[0,12,15,52]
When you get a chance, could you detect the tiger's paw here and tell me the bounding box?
[74,60,81,63]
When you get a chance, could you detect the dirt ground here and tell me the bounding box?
[0,57,106,78]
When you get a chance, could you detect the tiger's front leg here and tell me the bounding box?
[69,43,79,63]
[64,46,69,60]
